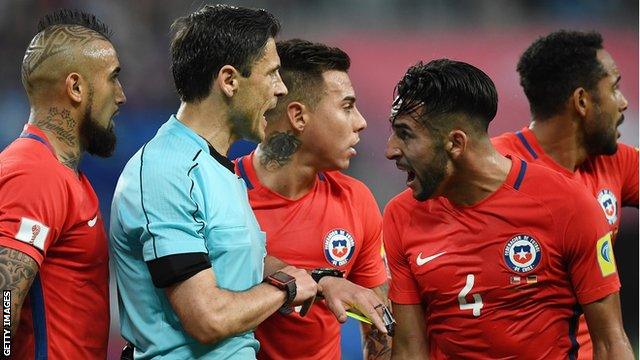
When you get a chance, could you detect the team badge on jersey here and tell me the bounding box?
[503,234,541,273]
[597,189,618,225]
[323,229,355,266]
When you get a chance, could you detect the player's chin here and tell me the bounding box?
[333,157,350,171]
[409,177,431,201]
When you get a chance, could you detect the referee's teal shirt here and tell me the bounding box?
[110,115,266,359]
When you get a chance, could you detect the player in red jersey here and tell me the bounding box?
[235,39,390,359]
[491,30,638,359]
[384,59,633,359]
[0,10,125,359]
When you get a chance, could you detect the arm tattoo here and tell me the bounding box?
[363,283,392,359]
[0,246,39,332]
[364,326,392,359]
[259,131,301,168]
[22,25,106,85]
[33,107,78,148]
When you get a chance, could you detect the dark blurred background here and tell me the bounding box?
[0,1,637,359]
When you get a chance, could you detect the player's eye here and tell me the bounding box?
[395,129,410,140]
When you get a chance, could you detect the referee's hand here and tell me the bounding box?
[279,266,320,305]
[319,277,388,334]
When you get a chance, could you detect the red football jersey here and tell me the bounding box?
[0,124,109,359]
[492,127,639,239]
[492,127,638,358]
[384,157,620,359]
[235,152,387,360]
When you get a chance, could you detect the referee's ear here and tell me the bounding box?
[286,101,307,133]
[217,65,240,98]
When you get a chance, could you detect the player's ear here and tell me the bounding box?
[65,72,83,105]
[572,87,590,118]
[446,129,467,160]
[217,65,240,98]
[286,101,307,133]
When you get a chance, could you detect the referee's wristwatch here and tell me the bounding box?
[264,271,297,314]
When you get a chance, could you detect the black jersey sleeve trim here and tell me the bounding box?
[147,252,211,288]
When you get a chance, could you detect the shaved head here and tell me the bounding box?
[21,10,112,98]
[21,10,125,169]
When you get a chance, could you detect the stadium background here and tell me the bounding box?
[0,0,637,358]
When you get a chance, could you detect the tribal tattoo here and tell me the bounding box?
[364,327,392,359]
[259,131,301,168]
[363,282,392,359]
[0,246,39,332]
[21,25,106,87]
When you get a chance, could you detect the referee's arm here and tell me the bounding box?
[163,264,316,345]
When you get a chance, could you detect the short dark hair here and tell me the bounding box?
[275,39,350,110]
[517,30,606,119]
[22,9,113,92]
[170,4,280,102]
[391,59,498,134]
[37,9,112,40]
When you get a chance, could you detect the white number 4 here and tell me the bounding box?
[458,274,483,317]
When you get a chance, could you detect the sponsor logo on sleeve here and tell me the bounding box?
[14,217,50,251]
[596,232,616,276]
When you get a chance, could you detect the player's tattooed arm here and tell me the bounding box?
[0,246,39,333]
[259,131,301,169]
[362,282,392,359]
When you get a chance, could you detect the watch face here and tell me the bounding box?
[272,271,294,284]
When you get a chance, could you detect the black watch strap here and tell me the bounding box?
[264,271,297,314]
[311,268,344,283]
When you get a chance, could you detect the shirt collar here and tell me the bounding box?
[162,115,235,174]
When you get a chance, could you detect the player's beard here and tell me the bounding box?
[584,102,619,156]
[414,144,448,202]
[79,89,117,158]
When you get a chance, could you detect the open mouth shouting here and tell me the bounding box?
[396,162,417,188]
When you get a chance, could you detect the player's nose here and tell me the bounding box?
[385,134,401,160]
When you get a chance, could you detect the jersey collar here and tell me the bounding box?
[20,123,56,156]
[162,115,234,174]
[517,127,573,177]
[440,154,527,210]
